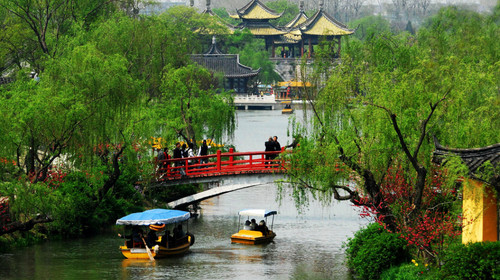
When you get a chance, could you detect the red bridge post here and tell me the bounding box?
[216,150,221,171]
[229,148,234,167]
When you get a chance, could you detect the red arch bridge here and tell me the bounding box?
[153,148,289,209]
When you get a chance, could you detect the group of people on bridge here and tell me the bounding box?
[156,140,211,173]
[154,135,300,178]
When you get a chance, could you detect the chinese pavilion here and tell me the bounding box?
[228,0,355,58]
[191,37,260,94]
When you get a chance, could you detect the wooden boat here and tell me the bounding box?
[119,234,194,259]
[231,209,277,245]
[116,209,195,259]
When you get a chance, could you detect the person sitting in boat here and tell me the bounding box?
[250,219,258,230]
[118,226,143,248]
[243,220,252,230]
[173,224,185,240]
[160,230,172,248]
[257,220,269,235]
[146,229,158,247]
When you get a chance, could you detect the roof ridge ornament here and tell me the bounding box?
[206,0,211,11]
[300,0,304,13]
[319,0,324,11]
[190,0,194,7]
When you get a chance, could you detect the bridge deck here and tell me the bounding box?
[156,148,288,181]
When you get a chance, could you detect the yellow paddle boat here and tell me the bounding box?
[116,209,195,260]
[281,101,294,114]
[231,209,277,245]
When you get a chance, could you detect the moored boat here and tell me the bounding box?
[116,209,195,259]
[231,209,277,245]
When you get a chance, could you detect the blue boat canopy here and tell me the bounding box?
[116,209,191,226]
[238,209,277,217]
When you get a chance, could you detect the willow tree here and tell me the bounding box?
[0,43,143,235]
[284,7,499,231]
[158,64,235,147]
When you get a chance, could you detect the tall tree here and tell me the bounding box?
[157,64,235,147]
[284,6,499,232]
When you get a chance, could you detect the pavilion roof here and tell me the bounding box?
[237,21,286,36]
[432,138,500,187]
[230,0,282,20]
[274,33,302,44]
[300,8,355,36]
[284,11,308,29]
[191,38,260,79]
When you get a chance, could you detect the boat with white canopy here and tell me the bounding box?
[231,209,277,245]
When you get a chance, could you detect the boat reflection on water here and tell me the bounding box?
[121,258,157,268]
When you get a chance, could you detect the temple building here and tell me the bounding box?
[228,0,355,58]
[191,37,260,94]
[433,140,500,243]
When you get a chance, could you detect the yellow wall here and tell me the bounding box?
[462,179,498,243]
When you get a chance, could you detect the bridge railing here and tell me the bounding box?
[156,147,287,180]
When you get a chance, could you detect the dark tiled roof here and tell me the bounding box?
[191,54,259,78]
[433,138,500,187]
[191,38,259,79]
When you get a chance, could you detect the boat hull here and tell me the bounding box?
[231,229,276,245]
[119,235,193,259]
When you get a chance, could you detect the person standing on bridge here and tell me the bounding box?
[157,147,170,176]
[271,136,281,162]
[187,142,195,164]
[173,142,183,174]
[197,139,210,164]
[265,137,274,167]
[173,142,182,161]
[273,136,281,152]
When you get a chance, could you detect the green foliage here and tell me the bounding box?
[286,6,499,215]
[224,29,281,84]
[267,0,299,27]
[380,263,439,280]
[158,63,235,145]
[439,242,500,280]
[0,1,238,241]
[345,223,411,280]
[349,16,392,41]
[212,7,239,25]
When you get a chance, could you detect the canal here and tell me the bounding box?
[0,109,369,280]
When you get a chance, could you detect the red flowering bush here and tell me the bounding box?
[354,165,462,260]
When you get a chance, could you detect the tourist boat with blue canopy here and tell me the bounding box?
[231,209,277,245]
[116,209,195,259]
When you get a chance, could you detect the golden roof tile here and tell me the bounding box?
[300,9,355,36]
[285,12,308,29]
[233,0,282,20]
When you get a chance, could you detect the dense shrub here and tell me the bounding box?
[439,241,500,280]
[345,223,410,280]
[380,263,439,280]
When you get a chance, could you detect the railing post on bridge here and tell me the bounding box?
[280,147,286,170]
[217,149,221,171]
[229,148,234,167]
